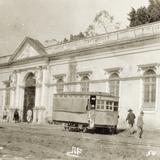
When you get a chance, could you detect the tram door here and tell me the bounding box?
[90,95,96,109]
[88,95,96,128]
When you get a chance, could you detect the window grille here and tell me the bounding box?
[109,73,119,96]
[81,76,89,92]
[143,69,156,110]
[56,79,64,93]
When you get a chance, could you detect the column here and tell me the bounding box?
[40,66,48,108]
[15,71,21,109]
[1,81,8,119]
[139,78,143,110]
[33,67,42,123]
[155,67,160,113]
[10,71,17,108]
[40,66,49,123]
[2,86,6,118]
[35,67,42,108]
[18,85,25,122]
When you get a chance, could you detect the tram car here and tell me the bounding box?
[52,92,119,133]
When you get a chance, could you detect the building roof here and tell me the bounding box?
[8,37,47,64]
[1,21,160,66]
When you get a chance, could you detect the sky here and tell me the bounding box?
[0,0,149,56]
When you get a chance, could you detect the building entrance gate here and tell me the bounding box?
[23,73,36,122]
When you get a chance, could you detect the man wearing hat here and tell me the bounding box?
[126,109,136,134]
[137,111,144,138]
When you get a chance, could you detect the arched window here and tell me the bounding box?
[56,79,64,93]
[109,73,119,96]
[143,69,156,109]
[81,76,89,92]
[25,73,36,87]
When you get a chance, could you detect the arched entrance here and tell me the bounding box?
[23,73,36,122]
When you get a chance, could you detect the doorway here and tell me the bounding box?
[23,73,36,122]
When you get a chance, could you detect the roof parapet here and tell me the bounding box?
[46,21,160,54]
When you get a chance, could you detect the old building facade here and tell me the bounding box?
[1,21,160,128]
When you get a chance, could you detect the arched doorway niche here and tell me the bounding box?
[23,72,36,122]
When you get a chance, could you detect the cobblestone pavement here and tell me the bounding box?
[0,122,160,160]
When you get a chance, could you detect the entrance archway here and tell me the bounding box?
[23,73,36,122]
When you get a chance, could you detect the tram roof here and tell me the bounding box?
[54,91,119,99]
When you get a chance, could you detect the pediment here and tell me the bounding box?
[9,37,47,63]
[17,43,40,60]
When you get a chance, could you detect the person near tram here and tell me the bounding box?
[86,99,95,129]
[137,111,144,138]
[13,109,20,123]
[126,109,136,134]
[27,109,33,123]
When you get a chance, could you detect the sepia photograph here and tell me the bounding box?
[0,0,160,159]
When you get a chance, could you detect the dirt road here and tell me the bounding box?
[0,123,159,160]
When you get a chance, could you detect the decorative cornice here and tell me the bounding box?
[53,74,66,79]
[77,71,92,77]
[104,67,122,74]
[138,63,159,71]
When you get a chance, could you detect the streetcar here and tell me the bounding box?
[52,92,119,134]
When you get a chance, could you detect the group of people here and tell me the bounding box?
[3,106,144,138]
[126,109,144,138]
[3,108,33,123]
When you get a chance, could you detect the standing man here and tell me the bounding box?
[137,111,144,138]
[13,109,20,123]
[126,109,136,134]
[27,109,32,123]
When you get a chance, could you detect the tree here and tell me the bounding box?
[85,10,121,36]
[128,7,150,27]
[69,32,85,42]
[63,38,69,43]
[148,0,160,22]
[128,0,160,27]
[128,8,137,27]
[62,10,120,42]
[136,7,150,25]
[94,10,114,33]
[85,25,96,37]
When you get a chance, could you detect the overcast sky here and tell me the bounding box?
[0,0,149,56]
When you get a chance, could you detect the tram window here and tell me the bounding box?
[106,101,109,110]
[114,102,118,106]
[106,101,113,111]
[101,100,105,109]
[96,100,101,109]
[114,107,118,111]
[96,100,117,111]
